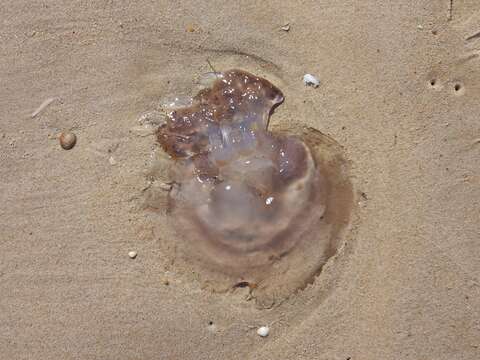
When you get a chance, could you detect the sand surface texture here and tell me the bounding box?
[1,1,479,359]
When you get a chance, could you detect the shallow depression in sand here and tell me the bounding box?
[141,70,354,307]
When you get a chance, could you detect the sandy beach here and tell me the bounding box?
[1,1,479,359]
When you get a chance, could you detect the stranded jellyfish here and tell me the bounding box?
[144,70,353,307]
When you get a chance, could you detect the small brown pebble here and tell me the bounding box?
[59,132,76,150]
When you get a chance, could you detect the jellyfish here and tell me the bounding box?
[147,69,353,307]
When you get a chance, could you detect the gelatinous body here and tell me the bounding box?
[158,70,324,263]
[149,70,353,306]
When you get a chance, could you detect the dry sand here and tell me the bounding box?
[1,1,479,359]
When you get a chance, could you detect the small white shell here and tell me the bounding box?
[303,74,320,88]
[128,251,137,259]
[256,326,270,337]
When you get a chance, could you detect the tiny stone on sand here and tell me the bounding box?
[128,251,137,259]
[59,132,77,150]
[257,326,269,337]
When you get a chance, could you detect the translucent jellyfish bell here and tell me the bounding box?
[146,69,353,307]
